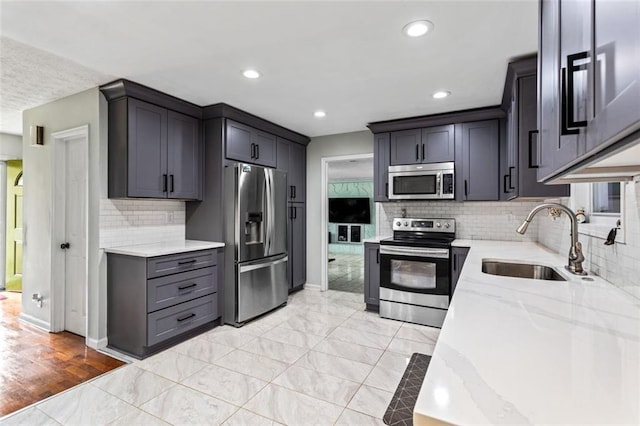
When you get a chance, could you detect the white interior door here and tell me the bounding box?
[63,137,87,336]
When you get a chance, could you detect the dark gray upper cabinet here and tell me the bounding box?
[538,0,640,182]
[373,133,390,202]
[459,120,500,201]
[288,203,306,291]
[277,137,306,203]
[390,125,454,165]
[167,111,202,200]
[364,242,380,310]
[107,97,202,200]
[502,58,569,199]
[226,119,276,168]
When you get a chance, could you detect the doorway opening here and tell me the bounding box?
[5,161,23,293]
[320,154,374,293]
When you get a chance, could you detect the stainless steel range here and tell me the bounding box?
[379,218,455,328]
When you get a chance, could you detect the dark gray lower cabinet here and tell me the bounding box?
[458,120,500,201]
[451,247,470,296]
[364,242,380,310]
[288,203,306,291]
[107,249,222,359]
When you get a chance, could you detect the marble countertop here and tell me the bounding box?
[104,240,225,257]
[362,235,391,244]
[415,240,640,425]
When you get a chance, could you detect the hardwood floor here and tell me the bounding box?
[0,291,125,417]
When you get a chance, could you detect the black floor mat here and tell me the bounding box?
[383,352,432,426]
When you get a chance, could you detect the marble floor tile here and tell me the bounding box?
[222,409,282,426]
[0,407,60,426]
[204,326,258,348]
[305,301,359,318]
[280,315,342,337]
[244,384,344,426]
[136,350,208,382]
[92,365,174,406]
[261,326,325,349]
[347,385,394,420]
[182,364,267,406]
[363,362,404,393]
[387,336,436,356]
[342,316,402,337]
[335,408,385,425]
[170,335,235,363]
[328,326,393,350]
[294,351,373,383]
[312,338,383,365]
[37,384,136,425]
[273,365,360,406]
[140,384,238,426]
[107,408,169,426]
[376,350,412,373]
[396,322,441,344]
[214,349,289,382]
[240,337,309,364]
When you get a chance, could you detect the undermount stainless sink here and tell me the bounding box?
[482,260,567,282]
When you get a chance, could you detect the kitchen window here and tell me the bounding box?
[574,182,625,243]
[591,182,621,216]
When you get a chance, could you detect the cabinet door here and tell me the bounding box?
[276,137,290,172]
[225,120,255,164]
[127,98,168,198]
[253,129,277,168]
[373,133,390,202]
[461,120,500,201]
[289,142,306,202]
[289,204,306,290]
[167,111,202,200]
[588,0,640,152]
[451,247,469,296]
[505,85,519,199]
[421,125,455,163]
[364,243,380,308]
[390,129,421,165]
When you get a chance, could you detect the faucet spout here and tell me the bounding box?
[516,203,586,275]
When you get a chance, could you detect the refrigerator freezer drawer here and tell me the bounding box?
[237,256,288,323]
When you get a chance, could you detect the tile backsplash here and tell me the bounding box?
[378,200,543,241]
[100,199,185,248]
[538,180,640,300]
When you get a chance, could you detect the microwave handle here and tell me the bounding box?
[437,173,442,196]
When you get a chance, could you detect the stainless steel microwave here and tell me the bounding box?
[388,162,455,200]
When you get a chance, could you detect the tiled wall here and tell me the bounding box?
[537,180,640,300]
[99,199,185,248]
[378,200,543,241]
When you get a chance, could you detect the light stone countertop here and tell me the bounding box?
[414,240,640,425]
[103,240,225,257]
[362,235,391,244]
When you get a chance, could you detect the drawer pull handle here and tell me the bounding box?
[178,259,197,265]
[178,283,197,291]
[177,313,196,322]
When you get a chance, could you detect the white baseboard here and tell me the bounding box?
[86,336,108,350]
[18,312,51,332]
[303,282,321,290]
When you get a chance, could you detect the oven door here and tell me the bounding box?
[388,171,441,200]
[379,245,450,308]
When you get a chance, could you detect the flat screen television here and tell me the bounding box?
[329,197,371,224]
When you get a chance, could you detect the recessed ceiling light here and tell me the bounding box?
[242,69,261,79]
[433,91,451,99]
[402,20,434,37]
[314,110,326,118]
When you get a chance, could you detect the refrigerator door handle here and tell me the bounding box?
[239,255,288,273]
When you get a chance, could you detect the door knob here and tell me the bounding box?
[60,242,70,249]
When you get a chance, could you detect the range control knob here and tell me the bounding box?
[436,222,442,228]
[395,221,401,227]
[403,221,409,227]
[444,223,450,229]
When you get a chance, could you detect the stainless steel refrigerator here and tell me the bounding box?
[224,163,288,326]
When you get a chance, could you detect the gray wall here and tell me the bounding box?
[0,132,22,160]
[305,130,373,285]
[21,88,104,345]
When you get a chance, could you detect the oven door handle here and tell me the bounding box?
[380,246,449,259]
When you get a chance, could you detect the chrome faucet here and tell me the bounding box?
[516,203,586,275]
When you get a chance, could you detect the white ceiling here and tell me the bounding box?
[0,1,538,137]
[328,157,374,181]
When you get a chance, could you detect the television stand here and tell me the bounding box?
[336,224,362,243]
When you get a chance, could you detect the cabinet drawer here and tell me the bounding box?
[147,250,215,279]
[147,294,218,346]
[147,266,217,313]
